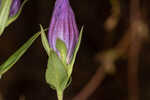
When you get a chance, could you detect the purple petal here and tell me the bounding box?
[48,0,79,64]
[10,0,20,17]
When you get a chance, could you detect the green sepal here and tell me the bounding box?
[0,0,12,36]
[56,39,67,65]
[68,26,84,77]
[0,31,41,77]
[40,25,51,56]
[45,50,68,92]
[6,0,28,27]
[45,27,83,100]
[65,77,72,88]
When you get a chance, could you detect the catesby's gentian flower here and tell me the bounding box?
[48,0,79,64]
[9,0,21,17]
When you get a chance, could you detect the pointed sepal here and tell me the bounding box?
[56,38,67,65]
[68,26,84,77]
[40,25,51,56]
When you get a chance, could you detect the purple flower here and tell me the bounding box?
[9,0,21,17]
[48,0,79,64]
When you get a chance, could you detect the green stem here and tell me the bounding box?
[57,90,63,100]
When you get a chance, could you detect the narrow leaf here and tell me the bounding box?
[0,31,41,76]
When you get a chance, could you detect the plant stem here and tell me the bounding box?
[57,90,63,100]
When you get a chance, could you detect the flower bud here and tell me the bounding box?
[0,0,20,17]
[9,0,21,17]
[48,0,79,64]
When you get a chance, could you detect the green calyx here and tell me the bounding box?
[40,25,84,100]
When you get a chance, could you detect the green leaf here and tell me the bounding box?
[68,26,84,77]
[0,31,41,77]
[40,25,51,56]
[45,50,68,91]
[56,39,67,65]
[6,0,28,27]
[0,0,12,36]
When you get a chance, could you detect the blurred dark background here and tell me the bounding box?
[0,0,150,100]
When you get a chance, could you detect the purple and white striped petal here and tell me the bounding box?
[48,0,79,64]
